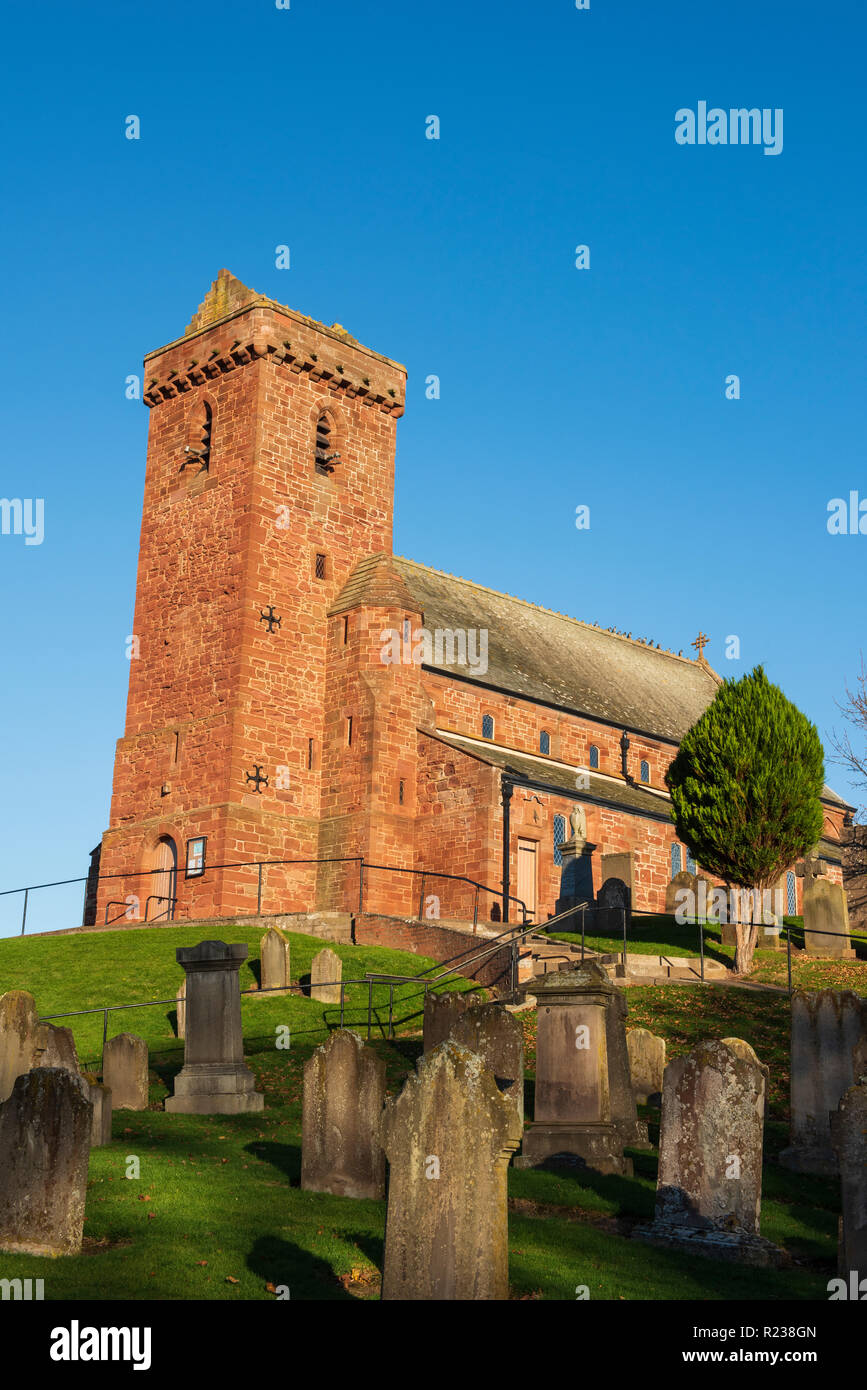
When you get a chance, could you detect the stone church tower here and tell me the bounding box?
[95,270,408,925]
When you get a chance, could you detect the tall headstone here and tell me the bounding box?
[310,947,342,1004]
[103,1033,149,1111]
[176,982,186,1040]
[514,961,643,1174]
[0,991,81,1103]
[665,870,697,916]
[0,1068,92,1256]
[627,1028,666,1106]
[166,941,264,1114]
[803,878,855,959]
[301,1030,386,1199]
[780,990,867,1175]
[261,926,292,995]
[634,1040,781,1266]
[422,990,484,1053]
[87,1079,113,1147]
[380,1042,522,1300]
[831,1082,867,1279]
[451,1004,525,1125]
[600,851,635,906]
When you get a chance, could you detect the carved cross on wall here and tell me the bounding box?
[691,632,709,661]
[245,765,269,793]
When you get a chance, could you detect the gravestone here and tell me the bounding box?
[301,1030,386,1199]
[830,1082,867,1279]
[665,870,697,916]
[450,1004,525,1125]
[87,1079,113,1147]
[803,878,855,959]
[0,1068,92,1256]
[166,941,264,1114]
[260,926,292,995]
[422,990,484,1053]
[310,947,342,1004]
[780,990,867,1175]
[626,1028,666,1106]
[601,851,635,906]
[0,991,82,1103]
[103,1033,149,1111]
[722,1037,771,1118]
[634,1040,782,1266]
[380,1041,522,1300]
[514,961,644,1174]
[176,982,186,1040]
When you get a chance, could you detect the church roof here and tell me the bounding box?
[333,553,721,742]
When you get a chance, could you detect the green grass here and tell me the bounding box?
[0,924,852,1300]
[547,912,734,964]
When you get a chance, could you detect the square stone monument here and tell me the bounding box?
[166,941,264,1114]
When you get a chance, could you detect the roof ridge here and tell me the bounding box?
[393,554,719,675]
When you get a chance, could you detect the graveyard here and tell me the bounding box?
[0,921,861,1301]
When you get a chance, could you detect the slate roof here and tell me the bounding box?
[331,552,721,742]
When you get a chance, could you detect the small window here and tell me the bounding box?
[315,552,327,580]
[307,738,314,770]
[589,744,599,770]
[540,730,550,756]
[553,814,566,866]
[315,413,339,475]
[342,615,349,644]
[346,716,353,746]
[482,714,494,740]
[640,760,650,783]
[671,843,682,877]
[399,779,405,806]
[686,848,697,875]
[786,870,797,915]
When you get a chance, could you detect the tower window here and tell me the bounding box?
[315,552,327,580]
[553,813,566,866]
[482,714,494,740]
[308,738,314,770]
[346,716,353,746]
[342,615,349,644]
[640,759,650,783]
[589,744,599,769]
[399,779,405,806]
[200,402,212,471]
[315,413,339,475]
[540,730,550,756]
[671,843,682,877]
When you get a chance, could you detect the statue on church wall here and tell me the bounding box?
[569,805,587,842]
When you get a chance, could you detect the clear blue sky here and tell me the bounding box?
[1,0,864,935]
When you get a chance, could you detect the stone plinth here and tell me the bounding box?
[302,1030,386,1199]
[634,1040,782,1267]
[780,990,867,1175]
[514,961,638,1174]
[0,1068,92,1256]
[166,941,264,1115]
[555,837,596,917]
[380,1042,522,1300]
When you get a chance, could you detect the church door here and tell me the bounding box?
[516,838,537,924]
[149,837,177,921]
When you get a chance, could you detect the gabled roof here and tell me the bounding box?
[332,554,721,742]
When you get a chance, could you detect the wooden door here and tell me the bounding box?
[516,838,537,923]
[150,837,177,921]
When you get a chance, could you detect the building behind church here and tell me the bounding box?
[92,271,850,932]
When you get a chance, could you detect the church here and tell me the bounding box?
[91,271,849,934]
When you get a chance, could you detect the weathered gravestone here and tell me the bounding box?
[780,990,867,1175]
[166,941,264,1114]
[722,1037,771,1119]
[86,1078,113,1147]
[261,926,292,995]
[633,1040,782,1266]
[176,982,186,1040]
[380,1041,522,1300]
[310,947,342,1004]
[803,878,855,959]
[450,1004,525,1125]
[626,1028,666,1106]
[831,1082,867,1279]
[422,989,484,1053]
[301,1030,386,1199]
[102,1033,149,1111]
[514,961,646,1174]
[596,877,629,939]
[665,870,697,916]
[0,990,81,1103]
[0,1068,92,1256]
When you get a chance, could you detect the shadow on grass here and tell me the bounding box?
[244,1139,302,1186]
[245,1235,355,1300]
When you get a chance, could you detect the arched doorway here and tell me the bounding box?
[148,837,177,921]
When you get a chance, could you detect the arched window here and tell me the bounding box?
[670,843,683,877]
[589,744,599,769]
[786,870,797,915]
[553,814,566,865]
[315,413,339,475]
[686,848,696,875]
[540,730,550,755]
[482,714,494,740]
[640,760,650,783]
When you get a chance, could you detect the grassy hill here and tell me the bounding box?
[0,924,852,1301]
